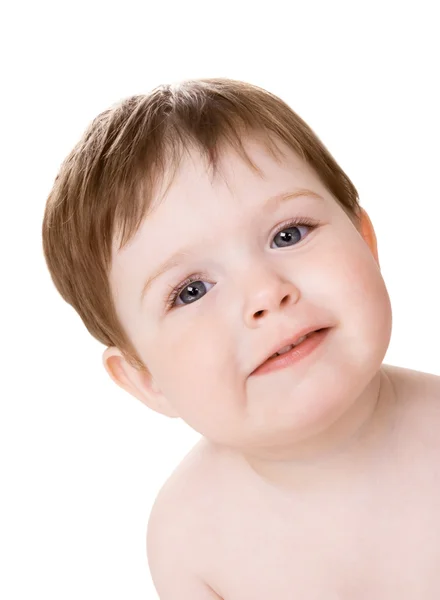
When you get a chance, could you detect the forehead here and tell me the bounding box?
[148,137,326,219]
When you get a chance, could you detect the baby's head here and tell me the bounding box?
[42,78,392,454]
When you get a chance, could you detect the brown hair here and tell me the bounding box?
[41,77,361,372]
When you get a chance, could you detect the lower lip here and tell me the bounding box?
[250,328,331,376]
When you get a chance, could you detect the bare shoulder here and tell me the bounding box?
[384,363,440,403]
[147,439,223,598]
[147,438,219,540]
[148,437,221,515]
[384,363,440,442]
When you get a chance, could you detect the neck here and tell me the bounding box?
[229,365,398,492]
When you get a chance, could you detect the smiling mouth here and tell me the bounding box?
[268,329,325,359]
[251,327,331,376]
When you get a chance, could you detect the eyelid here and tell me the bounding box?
[271,216,319,239]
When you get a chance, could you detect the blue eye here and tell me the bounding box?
[168,278,213,309]
[271,222,309,248]
[164,217,320,310]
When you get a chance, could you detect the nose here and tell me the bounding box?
[243,270,300,327]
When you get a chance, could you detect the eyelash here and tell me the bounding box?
[163,216,320,310]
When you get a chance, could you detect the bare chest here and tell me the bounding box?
[200,443,440,599]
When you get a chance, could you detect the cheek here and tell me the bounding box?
[312,233,384,302]
[341,244,390,315]
[150,327,238,438]
[325,239,393,355]
[155,317,229,384]
[307,233,392,335]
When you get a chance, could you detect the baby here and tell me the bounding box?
[42,78,440,598]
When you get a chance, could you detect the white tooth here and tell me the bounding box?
[269,334,310,360]
[277,335,308,355]
[277,344,294,355]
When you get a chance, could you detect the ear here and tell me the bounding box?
[357,206,380,266]
[102,347,180,418]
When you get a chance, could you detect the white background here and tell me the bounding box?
[1,0,439,598]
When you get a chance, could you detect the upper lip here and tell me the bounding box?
[250,324,330,374]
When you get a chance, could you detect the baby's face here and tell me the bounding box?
[109,136,392,451]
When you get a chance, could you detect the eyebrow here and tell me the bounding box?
[139,188,323,303]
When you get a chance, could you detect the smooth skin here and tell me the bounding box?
[103,136,440,598]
